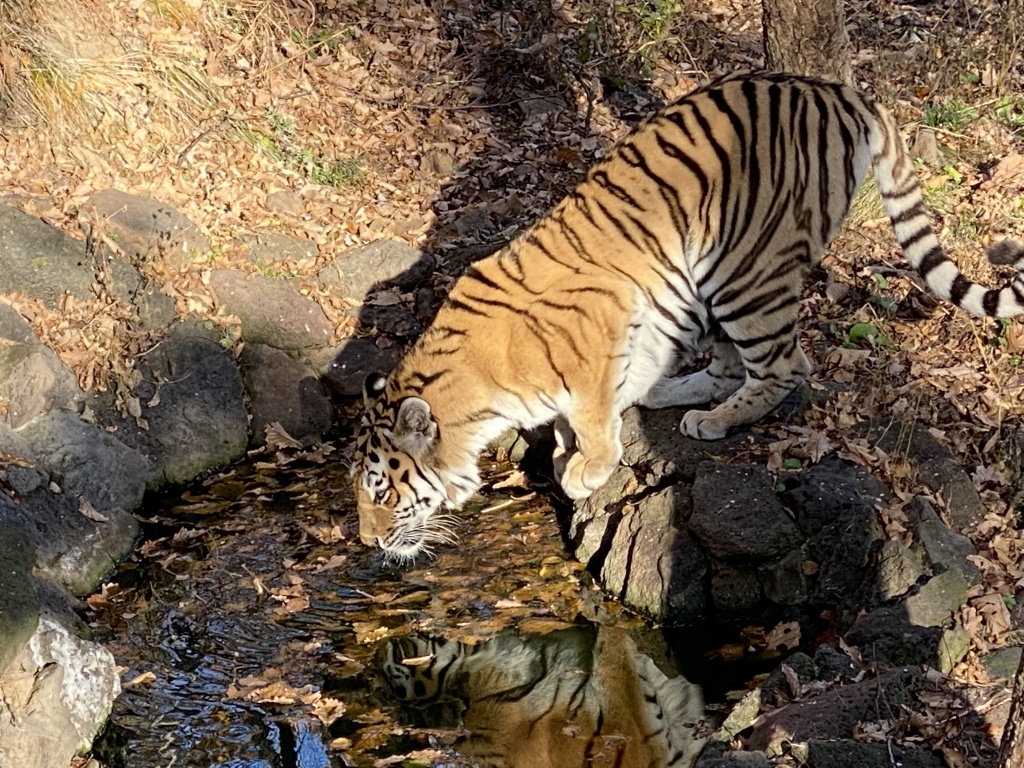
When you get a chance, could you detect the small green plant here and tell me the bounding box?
[868,273,898,314]
[994,96,1024,138]
[244,107,366,188]
[924,98,980,132]
[1003,593,1017,611]
[837,322,896,349]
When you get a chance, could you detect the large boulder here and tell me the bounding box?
[0,478,139,597]
[210,269,333,350]
[0,305,81,427]
[88,189,208,273]
[86,324,249,490]
[0,205,144,305]
[0,617,121,768]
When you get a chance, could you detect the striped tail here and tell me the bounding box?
[870,104,1024,319]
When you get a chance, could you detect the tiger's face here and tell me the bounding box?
[353,375,456,560]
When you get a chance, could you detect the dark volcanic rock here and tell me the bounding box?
[308,338,404,399]
[781,456,886,619]
[0,524,38,676]
[844,606,943,667]
[688,462,804,560]
[0,484,138,597]
[19,410,150,513]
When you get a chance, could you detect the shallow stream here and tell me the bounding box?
[88,444,766,767]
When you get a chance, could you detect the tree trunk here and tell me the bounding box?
[999,651,1024,767]
[762,0,852,84]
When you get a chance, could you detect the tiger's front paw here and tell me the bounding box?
[559,452,615,500]
[680,409,728,441]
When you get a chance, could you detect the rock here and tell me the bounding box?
[937,627,971,673]
[696,749,770,768]
[619,406,754,482]
[0,524,39,676]
[917,456,987,530]
[350,303,423,338]
[746,666,923,753]
[0,206,95,304]
[0,617,120,768]
[844,606,942,667]
[982,646,1022,680]
[88,189,208,273]
[490,428,530,463]
[912,127,943,167]
[0,487,138,597]
[711,562,763,618]
[781,457,885,619]
[760,652,816,705]
[804,739,944,768]
[238,232,318,264]
[134,283,178,330]
[910,497,982,584]
[865,422,985,529]
[903,568,972,627]
[19,410,150,513]
[0,308,81,427]
[575,483,708,624]
[812,644,860,682]
[308,338,403,399]
[239,343,334,445]
[210,269,333,350]
[759,547,810,606]
[318,240,435,298]
[420,149,455,177]
[688,462,804,560]
[713,688,763,744]
[518,93,567,118]
[86,324,249,490]
[570,465,639,557]
[876,539,928,601]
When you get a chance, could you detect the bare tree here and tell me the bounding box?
[762,0,852,84]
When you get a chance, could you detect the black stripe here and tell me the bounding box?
[889,202,926,226]
[949,274,972,305]
[983,289,1000,316]
[917,247,947,277]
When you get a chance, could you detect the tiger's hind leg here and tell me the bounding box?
[641,339,744,408]
[679,309,810,441]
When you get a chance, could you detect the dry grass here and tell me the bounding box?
[0,0,291,140]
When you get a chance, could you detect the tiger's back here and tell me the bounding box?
[354,72,1024,558]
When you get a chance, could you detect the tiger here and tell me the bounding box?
[378,625,707,767]
[353,70,1024,558]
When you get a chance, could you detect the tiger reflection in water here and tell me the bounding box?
[378,624,706,767]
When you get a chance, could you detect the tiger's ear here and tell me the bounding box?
[363,373,387,408]
[393,397,438,457]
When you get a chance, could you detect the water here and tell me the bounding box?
[88,450,739,767]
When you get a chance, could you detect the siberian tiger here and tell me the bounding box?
[379,625,706,767]
[354,71,1024,558]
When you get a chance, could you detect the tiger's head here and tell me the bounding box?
[352,373,461,560]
